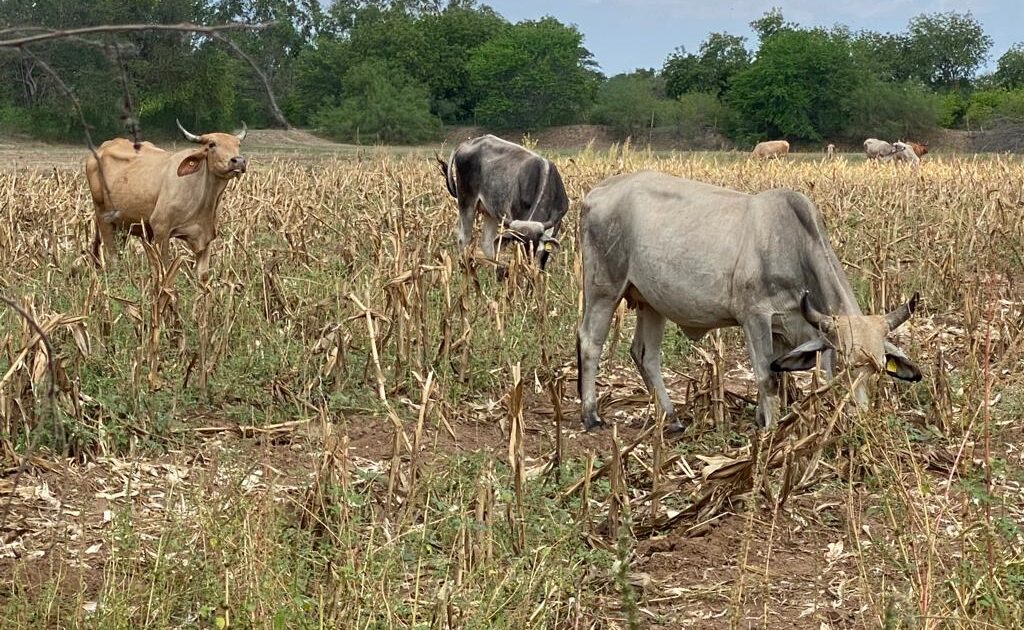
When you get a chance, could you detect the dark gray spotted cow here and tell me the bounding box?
[436,135,569,273]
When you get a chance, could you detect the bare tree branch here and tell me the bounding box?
[209,30,291,130]
[2,21,291,129]
[0,21,272,48]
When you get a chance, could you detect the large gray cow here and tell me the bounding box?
[436,135,569,271]
[577,171,922,431]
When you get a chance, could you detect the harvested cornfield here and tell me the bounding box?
[1,143,1023,629]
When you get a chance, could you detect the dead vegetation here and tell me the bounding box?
[1,144,1023,628]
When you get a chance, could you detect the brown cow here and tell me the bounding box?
[85,120,247,280]
[751,140,790,159]
[906,141,929,157]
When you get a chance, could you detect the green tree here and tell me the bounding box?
[845,80,940,139]
[413,5,508,122]
[311,60,440,144]
[849,29,914,83]
[726,28,859,142]
[662,49,702,98]
[663,32,749,98]
[904,12,992,90]
[592,73,665,136]
[996,44,1024,89]
[467,17,599,129]
[209,0,326,127]
[749,7,794,43]
[289,37,352,124]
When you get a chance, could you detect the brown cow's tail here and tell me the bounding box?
[435,152,457,198]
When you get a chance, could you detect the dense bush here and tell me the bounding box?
[964,89,1024,128]
[311,61,440,145]
[846,81,941,140]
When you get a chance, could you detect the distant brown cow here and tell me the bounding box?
[86,120,247,280]
[751,140,790,159]
[906,141,929,157]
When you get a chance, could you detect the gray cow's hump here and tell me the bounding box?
[459,134,541,160]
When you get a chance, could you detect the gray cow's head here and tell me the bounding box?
[771,292,922,406]
[505,220,560,269]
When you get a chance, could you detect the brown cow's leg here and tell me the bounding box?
[152,228,172,272]
[94,211,118,266]
[188,236,213,283]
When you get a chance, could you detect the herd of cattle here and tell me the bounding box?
[752,137,928,164]
[83,126,923,433]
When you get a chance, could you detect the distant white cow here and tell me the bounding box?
[825,144,836,160]
[864,138,897,161]
[751,140,790,160]
[892,142,921,166]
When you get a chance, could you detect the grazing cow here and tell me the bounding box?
[892,142,921,166]
[86,120,247,280]
[864,138,897,161]
[907,141,929,157]
[436,135,569,271]
[577,171,922,432]
[751,140,790,159]
[825,144,836,160]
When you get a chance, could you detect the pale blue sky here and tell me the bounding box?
[480,0,1022,76]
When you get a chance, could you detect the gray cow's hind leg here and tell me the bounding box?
[742,314,782,429]
[577,292,619,431]
[456,201,476,257]
[630,304,688,434]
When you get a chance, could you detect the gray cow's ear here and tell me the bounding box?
[770,338,832,373]
[884,341,922,382]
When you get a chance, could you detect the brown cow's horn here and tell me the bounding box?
[235,121,247,142]
[176,119,202,143]
[885,292,919,331]
[800,292,834,332]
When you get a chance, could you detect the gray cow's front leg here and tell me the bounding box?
[742,314,782,429]
[577,293,619,431]
[630,304,688,434]
[480,213,508,281]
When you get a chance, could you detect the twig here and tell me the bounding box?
[0,22,272,48]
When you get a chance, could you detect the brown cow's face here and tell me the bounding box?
[198,132,247,179]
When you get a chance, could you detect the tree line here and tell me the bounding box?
[2,1,1023,147]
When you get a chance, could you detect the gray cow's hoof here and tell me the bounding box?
[581,413,605,432]
[663,420,689,437]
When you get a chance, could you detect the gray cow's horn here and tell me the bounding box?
[885,292,919,331]
[176,119,202,143]
[800,292,834,333]
[235,121,247,142]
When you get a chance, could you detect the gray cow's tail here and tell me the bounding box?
[435,152,457,198]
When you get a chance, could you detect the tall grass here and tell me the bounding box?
[1,148,1023,627]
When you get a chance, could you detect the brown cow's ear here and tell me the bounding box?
[177,151,206,177]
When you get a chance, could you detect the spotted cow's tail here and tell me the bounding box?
[435,152,457,198]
